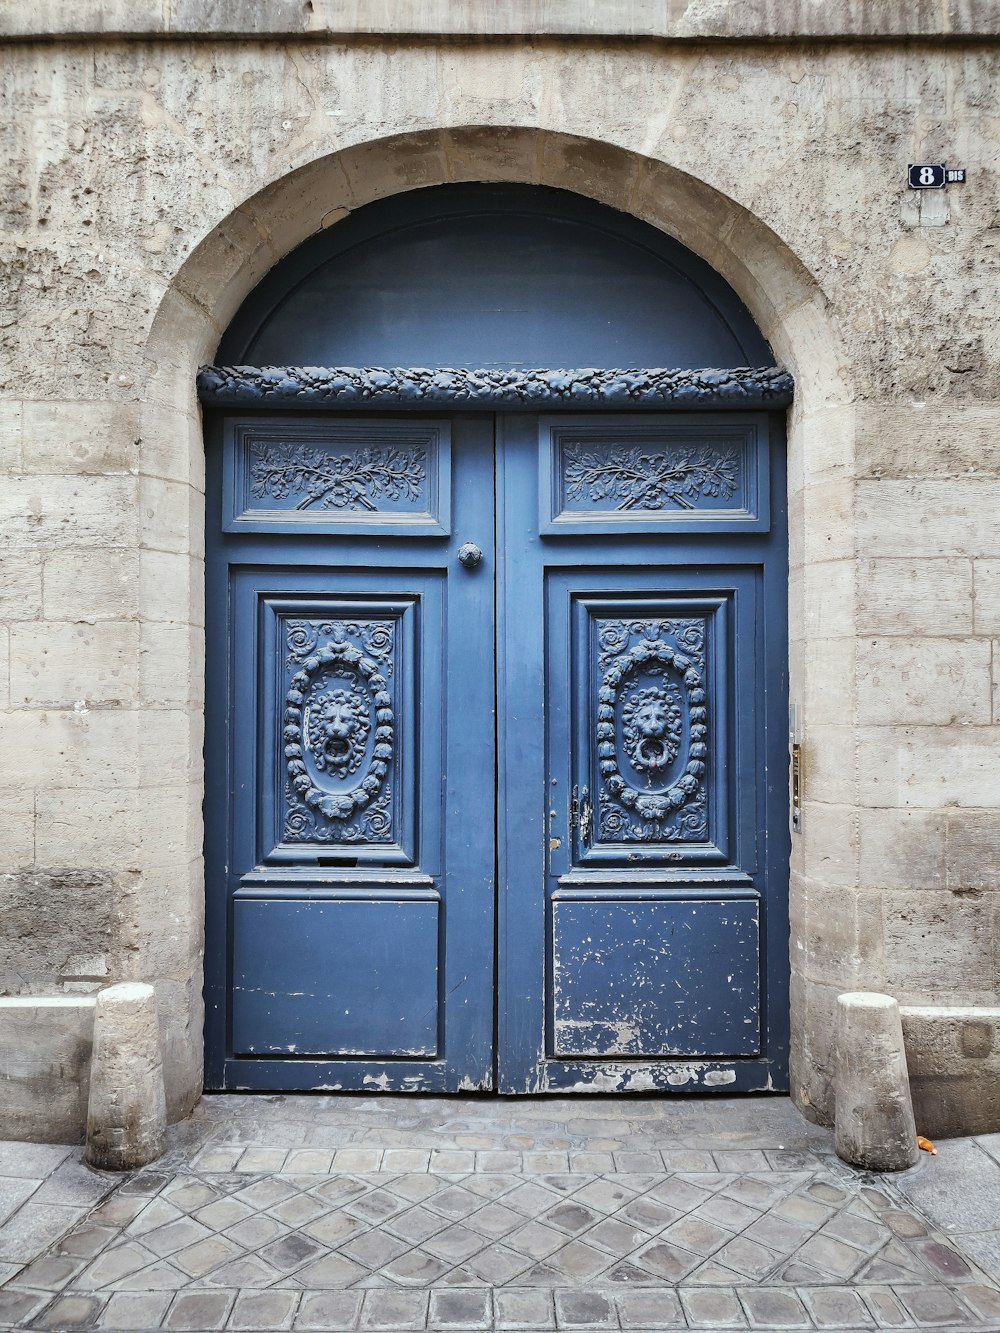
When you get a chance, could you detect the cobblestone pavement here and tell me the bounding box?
[1,1097,999,1331]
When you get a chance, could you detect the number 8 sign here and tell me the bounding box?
[908,163,946,189]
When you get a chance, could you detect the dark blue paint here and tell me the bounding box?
[232,898,440,1057]
[551,899,760,1058]
[217,186,775,371]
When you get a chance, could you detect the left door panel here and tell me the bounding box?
[204,413,496,1091]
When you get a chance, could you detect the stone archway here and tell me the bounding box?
[140,128,854,1122]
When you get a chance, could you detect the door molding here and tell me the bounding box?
[197,365,794,412]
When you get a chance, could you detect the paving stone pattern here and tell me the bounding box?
[0,1098,998,1330]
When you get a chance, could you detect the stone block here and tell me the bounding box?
[137,550,204,626]
[856,402,1000,479]
[0,865,118,994]
[883,890,995,1000]
[0,996,94,1142]
[800,560,855,639]
[0,476,137,550]
[858,479,1000,558]
[0,552,42,618]
[802,637,855,727]
[0,787,34,872]
[946,808,1000,890]
[139,476,202,557]
[901,1006,1000,1137]
[0,709,140,789]
[85,982,166,1170]
[857,557,973,636]
[857,725,1000,808]
[19,401,139,475]
[9,621,138,708]
[973,559,1000,633]
[42,550,138,622]
[857,636,992,725]
[138,623,203,707]
[858,808,946,890]
[835,992,918,1171]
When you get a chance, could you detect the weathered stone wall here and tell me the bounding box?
[1,5,998,1133]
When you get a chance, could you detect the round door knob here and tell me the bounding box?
[458,542,483,569]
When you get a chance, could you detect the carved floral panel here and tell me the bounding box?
[593,616,709,845]
[223,419,450,535]
[281,617,398,846]
[541,418,767,534]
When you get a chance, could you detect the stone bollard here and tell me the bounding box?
[85,983,167,1171]
[835,991,919,1172]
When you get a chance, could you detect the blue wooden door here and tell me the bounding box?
[205,408,788,1093]
[204,413,497,1092]
[497,412,789,1093]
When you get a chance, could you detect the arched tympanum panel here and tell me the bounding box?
[217,184,775,371]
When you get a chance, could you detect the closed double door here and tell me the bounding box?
[204,410,789,1093]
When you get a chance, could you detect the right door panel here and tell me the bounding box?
[498,412,789,1094]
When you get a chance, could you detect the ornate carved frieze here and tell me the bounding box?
[198,364,794,410]
[565,442,740,513]
[594,617,709,844]
[251,441,426,513]
[282,618,396,844]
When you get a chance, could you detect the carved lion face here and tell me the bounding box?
[307,687,370,777]
[632,698,673,738]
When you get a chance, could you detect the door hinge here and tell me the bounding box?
[569,785,592,844]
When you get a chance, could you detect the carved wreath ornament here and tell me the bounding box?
[599,639,707,821]
[284,641,393,823]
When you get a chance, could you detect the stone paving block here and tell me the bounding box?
[32,1293,106,1328]
[633,1240,701,1282]
[0,1203,84,1263]
[428,1287,491,1327]
[283,1150,335,1175]
[0,1143,73,1179]
[714,1151,771,1172]
[292,1251,367,1287]
[228,1288,299,1329]
[546,1202,600,1236]
[503,1220,566,1261]
[15,1252,87,1289]
[739,1287,810,1328]
[616,1289,685,1327]
[801,1284,876,1328]
[96,1288,173,1328]
[894,1284,973,1325]
[295,1290,364,1329]
[659,1214,730,1257]
[0,1288,50,1327]
[525,1152,571,1174]
[494,1287,555,1328]
[477,1152,524,1173]
[713,1235,779,1280]
[795,1231,867,1279]
[860,1285,913,1327]
[165,1288,236,1330]
[334,1150,384,1172]
[361,1288,429,1329]
[553,1289,617,1327]
[427,1151,475,1174]
[235,1148,289,1174]
[172,1234,244,1277]
[385,1203,451,1244]
[0,1176,42,1224]
[381,1248,451,1285]
[465,1243,533,1284]
[961,1282,1000,1321]
[680,1287,748,1328]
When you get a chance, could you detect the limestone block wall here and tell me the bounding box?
[1,2,998,1135]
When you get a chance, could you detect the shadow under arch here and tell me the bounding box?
[140,127,854,1122]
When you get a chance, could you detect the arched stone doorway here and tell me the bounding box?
[198,183,791,1095]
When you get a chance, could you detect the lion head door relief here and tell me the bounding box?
[282,620,395,844]
[596,619,709,843]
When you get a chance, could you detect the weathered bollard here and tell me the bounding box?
[835,991,918,1171]
[85,983,167,1171]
